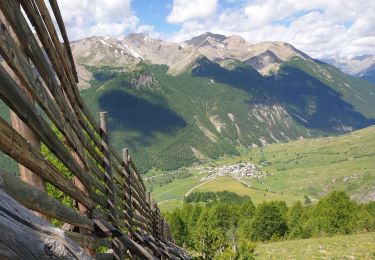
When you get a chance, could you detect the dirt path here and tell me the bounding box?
[184,177,216,197]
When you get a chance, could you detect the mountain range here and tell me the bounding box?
[322,55,375,84]
[65,33,375,171]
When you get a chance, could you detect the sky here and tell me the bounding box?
[56,0,375,59]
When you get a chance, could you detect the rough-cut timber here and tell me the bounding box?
[0,0,190,258]
[0,169,94,231]
[0,189,92,259]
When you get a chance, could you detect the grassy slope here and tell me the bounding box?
[247,125,375,201]
[255,232,375,259]
[80,58,375,172]
[150,125,375,212]
[195,176,300,205]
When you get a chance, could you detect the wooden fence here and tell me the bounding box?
[0,0,189,259]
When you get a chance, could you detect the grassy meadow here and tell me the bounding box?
[146,126,375,212]
[255,232,375,259]
[195,176,301,205]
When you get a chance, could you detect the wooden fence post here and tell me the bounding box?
[100,112,122,260]
[123,148,133,236]
[150,198,155,238]
[146,191,152,235]
[71,152,96,257]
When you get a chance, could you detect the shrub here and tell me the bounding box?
[249,201,288,241]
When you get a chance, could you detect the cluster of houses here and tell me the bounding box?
[200,163,269,181]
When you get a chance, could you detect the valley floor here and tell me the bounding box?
[255,232,375,259]
[146,126,375,212]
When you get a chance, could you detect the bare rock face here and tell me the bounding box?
[131,73,159,90]
[324,55,375,76]
[245,50,282,75]
[71,32,310,80]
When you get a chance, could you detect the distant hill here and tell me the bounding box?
[322,55,375,84]
[72,33,375,172]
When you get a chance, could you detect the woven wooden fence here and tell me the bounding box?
[0,0,189,259]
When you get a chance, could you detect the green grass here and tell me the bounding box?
[255,232,375,259]
[149,171,204,205]
[146,125,375,212]
[157,199,184,212]
[195,176,301,205]
[246,125,375,201]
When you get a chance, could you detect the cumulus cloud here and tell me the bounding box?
[166,0,218,23]
[56,0,139,40]
[55,0,375,59]
[167,0,375,59]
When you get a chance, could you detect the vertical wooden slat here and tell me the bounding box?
[146,191,152,235]
[71,151,96,257]
[100,112,122,260]
[123,148,134,235]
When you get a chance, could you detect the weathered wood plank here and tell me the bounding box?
[0,63,106,197]
[18,1,107,185]
[0,116,95,209]
[129,157,147,192]
[0,1,105,187]
[0,14,105,187]
[19,0,79,114]
[65,231,99,249]
[92,210,158,260]
[0,189,93,259]
[48,0,78,83]
[0,168,94,230]
[100,112,123,259]
[33,0,78,99]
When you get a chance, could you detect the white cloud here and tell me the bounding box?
[55,0,375,59]
[56,0,139,40]
[167,0,375,59]
[244,0,295,28]
[166,0,218,23]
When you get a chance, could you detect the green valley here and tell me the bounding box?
[146,125,375,211]
[80,56,375,173]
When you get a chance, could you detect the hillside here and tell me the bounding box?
[76,33,375,171]
[2,33,375,173]
[255,232,375,259]
[147,125,375,211]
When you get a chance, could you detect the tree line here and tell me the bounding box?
[165,191,375,259]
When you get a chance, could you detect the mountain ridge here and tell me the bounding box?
[72,32,310,77]
[73,32,375,171]
[322,55,375,84]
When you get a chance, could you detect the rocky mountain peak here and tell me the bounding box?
[245,50,282,75]
[324,55,375,78]
[185,32,227,47]
[72,32,310,76]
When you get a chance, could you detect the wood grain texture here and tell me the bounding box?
[0,0,190,257]
[0,168,94,231]
[0,189,93,259]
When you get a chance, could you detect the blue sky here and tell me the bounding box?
[57,0,375,59]
[132,0,178,34]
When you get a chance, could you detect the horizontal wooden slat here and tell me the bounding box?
[0,0,185,257]
[0,168,94,230]
[129,157,147,191]
[65,231,99,249]
[0,64,105,196]
[0,189,93,259]
[0,116,95,209]
[48,0,78,83]
[0,14,105,188]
